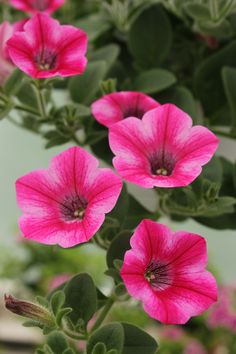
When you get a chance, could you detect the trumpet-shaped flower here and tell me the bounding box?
[7,13,88,79]
[109,104,219,188]
[10,0,64,14]
[0,22,15,85]
[92,91,160,128]
[16,147,122,248]
[121,219,217,324]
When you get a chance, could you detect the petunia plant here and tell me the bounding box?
[1,0,236,353]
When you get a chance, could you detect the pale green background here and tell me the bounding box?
[0,117,236,282]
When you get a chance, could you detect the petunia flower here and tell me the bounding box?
[0,22,15,85]
[109,103,219,188]
[91,91,160,128]
[10,0,65,14]
[7,13,88,79]
[120,219,217,324]
[16,146,122,248]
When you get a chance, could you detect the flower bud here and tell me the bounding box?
[4,294,54,327]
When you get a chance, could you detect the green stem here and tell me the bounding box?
[33,84,47,120]
[91,297,115,332]
[209,0,219,21]
[14,104,40,117]
[63,328,87,341]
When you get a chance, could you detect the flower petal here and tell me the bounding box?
[92,91,159,127]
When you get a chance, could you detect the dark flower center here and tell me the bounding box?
[145,260,173,290]
[35,48,57,71]
[149,151,176,176]
[32,0,49,11]
[123,106,145,119]
[60,194,88,221]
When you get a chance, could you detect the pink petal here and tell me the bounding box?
[10,0,65,14]
[49,146,99,196]
[86,168,122,213]
[92,91,160,128]
[16,146,122,248]
[120,219,218,324]
[109,104,219,188]
[7,14,88,79]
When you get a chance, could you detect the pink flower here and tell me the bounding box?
[207,283,236,332]
[120,219,217,324]
[91,91,160,128]
[184,341,207,354]
[0,22,15,85]
[10,0,64,14]
[109,104,219,188]
[7,13,88,79]
[16,146,122,248]
[49,273,71,291]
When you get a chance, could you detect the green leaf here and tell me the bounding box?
[47,331,68,354]
[107,185,129,227]
[87,323,124,354]
[3,69,25,96]
[199,19,233,38]
[184,3,211,21]
[128,4,172,68]
[104,268,122,284]
[222,66,236,129]
[55,307,72,327]
[35,296,49,308]
[195,158,236,229]
[203,196,236,217]
[89,44,120,73]
[123,195,156,230]
[194,40,236,116]
[69,61,107,105]
[166,86,198,122]
[16,81,38,108]
[63,349,76,354]
[133,69,176,94]
[121,323,158,354]
[76,14,111,42]
[64,273,97,325]
[202,156,223,183]
[50,291,65,316]
[91,342,107,354]
[107,231,131,269]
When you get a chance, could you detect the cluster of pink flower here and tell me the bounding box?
[207,283,236,332]
[2,0,220,326]
[0,0,87,82]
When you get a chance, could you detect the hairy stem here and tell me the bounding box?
[91,296,115,332]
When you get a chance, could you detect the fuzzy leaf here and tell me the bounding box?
[133,69,176,94]
[87,323,124,354]
[64,273,97,325]
[69,61,107,105]
[128,4,172,68]
[121,323,158,354]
